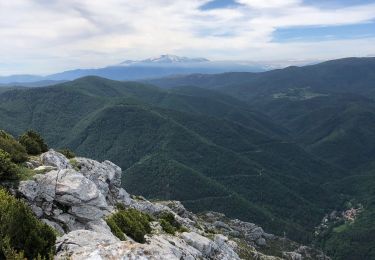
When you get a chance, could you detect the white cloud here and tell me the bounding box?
[0,0,374,74]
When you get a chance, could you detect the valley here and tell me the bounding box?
[1,58,375,259]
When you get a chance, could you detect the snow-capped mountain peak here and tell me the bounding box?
[119,55,209,66]
[145,54,209,63]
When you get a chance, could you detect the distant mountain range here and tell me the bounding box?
[148,57,375,170]
[0,55,267,85]
[1,56,375,259]
[147,57,375,97]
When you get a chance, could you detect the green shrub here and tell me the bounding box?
[160,219,176,234]
[1,236,27,260]
[106,208,152,243]
[0,130,28,163]
[115,203,126,211]
[158,212,183,234]
[106,218,126,241]
[69,159,81,171]
[57,149,75,159]
[19,130,48,155]
[0,189,56,259]
[0,149,19,181]
[17,166,37,181]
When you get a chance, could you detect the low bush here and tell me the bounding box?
[19,130,48,155]
[106,218,126,241]
[57,149,75,159]
[160,219,176,234]
[106,208,152,243]
[0,189,56,259]
[159,212,185,235]
[0,149,20,181]
[0,130,27,163]
[115,203,126,211]
[69,159,81,171]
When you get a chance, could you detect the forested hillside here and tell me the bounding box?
[147,57,375,172]
[0,76,345,243]
[146,57,375,259]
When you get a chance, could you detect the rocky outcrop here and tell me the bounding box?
[18,150,328,259]
[180,232,239,260]
[40,149,72,169]
[200,211,274,247]
[56,230,239,260]
[19,168,111,233]
[18,150,132,235]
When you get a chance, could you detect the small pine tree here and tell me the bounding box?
[0,149,19,181]
[158,212,183,234]
[19,130,48,155]
[106,208,152,243]
[57,148,75,159]
[0,189,56,259]
[0,130,28,163]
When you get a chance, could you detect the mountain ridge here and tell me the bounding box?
[0,55,266,84]
[0,76,345,242]
[146,57,375,99]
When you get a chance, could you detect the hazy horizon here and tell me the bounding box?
[0,54,326,77]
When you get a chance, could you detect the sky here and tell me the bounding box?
[0,0,375,75]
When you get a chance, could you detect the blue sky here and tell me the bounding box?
[203,0,375,42]
[0,0,375,75]
[202,0,375,9]
[200,0,242,10]
[304,0,375,8]
[273,21,375,42]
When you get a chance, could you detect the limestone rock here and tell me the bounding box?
[213,221,231,230]
[41,150,72,169]
[34,171,59,202]
[53,213,77,231]
[26,159,42,169]
[199,211,273,248]
[69,205,105,222]
[213,234,240,260]
[181,232,217,257]
[55,169,107,207]
[56,230,119,257]
[180,232,240,260]
[42,219,65,235]
[30,204,44,218]
[56,234,201,260]
[158,200,195,220]
[283,251,303,260]
[18,159,114,233]
[131,199,171,215]
[256,237,267,246]
[18,180,40,201]
[34,165,57,172]
[116,187,132,206]
[86,219,113,236]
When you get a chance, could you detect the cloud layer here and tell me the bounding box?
[0,0,375,74]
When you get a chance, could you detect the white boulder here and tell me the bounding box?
[41,149,72,169]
